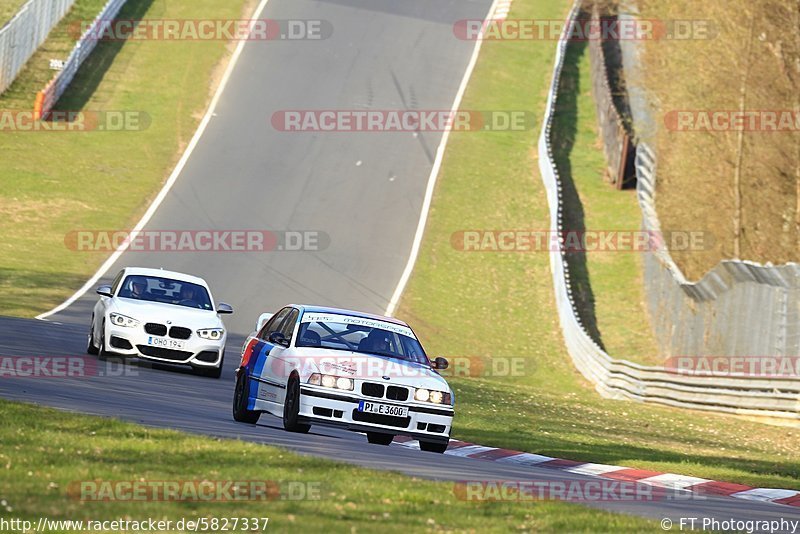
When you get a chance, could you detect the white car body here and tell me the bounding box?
[233,305,454,451]
[88,267,233,378]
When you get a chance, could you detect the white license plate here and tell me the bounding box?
[358,401,409,418]
[147,336,186,350]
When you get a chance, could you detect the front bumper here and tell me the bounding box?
[105,323,225,367]
[298,385,453,444]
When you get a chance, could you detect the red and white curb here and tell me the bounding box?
[393,437,800,508]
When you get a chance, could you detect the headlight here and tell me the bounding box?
[197,328,224,340]
[415,388,450,404]
[308,373,354,391]
[109,313,139,328]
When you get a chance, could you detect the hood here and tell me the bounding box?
[111,298,224,330]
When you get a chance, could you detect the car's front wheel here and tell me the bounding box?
[195,353,223,379]
[366,432,394,445]
[86,316,99,355]
[419,440,449,454]
[97,320,110,361]
[232,371,260,424]
[282,375,310,433]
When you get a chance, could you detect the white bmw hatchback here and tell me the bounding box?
[87,267,233,378]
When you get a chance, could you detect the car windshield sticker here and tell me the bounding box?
[301,313,415,339]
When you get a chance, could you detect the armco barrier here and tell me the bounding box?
[0,0,75,94]
[34,0,127,119]
[539,1,800,421]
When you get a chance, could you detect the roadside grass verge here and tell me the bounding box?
[637,0,800,278]
[0,399,659,532]
[396,0,800,490]
[0,0,26,28]
[0,0,250,317]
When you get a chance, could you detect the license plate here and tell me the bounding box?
[147,336,186,350]
[358,400,409,418]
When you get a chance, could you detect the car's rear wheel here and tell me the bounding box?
[282,375,310,433]
[86,316,99,355]
[419,440,448,454]
[366,432,394,445]
[232,371,260,424]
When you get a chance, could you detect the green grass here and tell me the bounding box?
[0,0,26,28]
[0,0,246,317]
[396,0,800,491]
[0,400,659,532]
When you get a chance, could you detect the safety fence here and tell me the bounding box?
[539,0,800,421]
[586,6,634,189]
[0,0,75,94]
[34,0,127,119]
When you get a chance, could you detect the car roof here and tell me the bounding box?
[121,267,209,287]
[290,304,409,327]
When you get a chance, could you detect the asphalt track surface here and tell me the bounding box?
[2,0,799,530]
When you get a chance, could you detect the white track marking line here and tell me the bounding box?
[384,0,501,317]
[36,0,273,321]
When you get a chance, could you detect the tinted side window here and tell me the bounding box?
[279,309,299,340]
[259,308,290,340]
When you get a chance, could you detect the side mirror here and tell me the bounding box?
[431,357,449,370]
[96,285,113,298]
[216,302,234,314]
[268,331,290,348]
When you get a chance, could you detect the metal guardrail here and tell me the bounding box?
[0,0,75,94]
[33,0,127,118]
[539,1,800,422]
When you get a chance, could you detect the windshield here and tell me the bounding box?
[118,275,213,310]
[296,312,429,365]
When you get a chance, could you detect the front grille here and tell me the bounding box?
[136,345,192,362]
[145,323,167,336]
[428,424,447,433]
[169,326,192,340]
[352,409,410,429]
[386,386,408,401]
[361,383,384,398]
